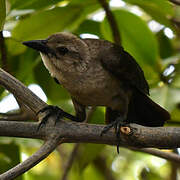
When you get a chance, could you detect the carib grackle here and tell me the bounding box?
[23,33,170,152]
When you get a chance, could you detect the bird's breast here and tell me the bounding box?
[58,64,123,106]
[40,53,127,107]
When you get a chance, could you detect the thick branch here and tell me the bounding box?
[1,120,180,149]
[1,120,180,165]
[98,0,121,44]
[0,120,44,139]
[0,68,46,113]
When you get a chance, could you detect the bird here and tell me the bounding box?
[23,32,170,152]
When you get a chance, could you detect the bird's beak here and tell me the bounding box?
[22,40,50,54]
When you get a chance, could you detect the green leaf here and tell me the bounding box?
[9,0,62,10]
[16,50,39,84]
[0,142,22,180]
[172,76,180,88]
[69,0,98,5]
[82,164,104,180]
[6,48,39,85]
[101,9,159,76]
[12,6,87,41]
[171,105,180,122]
[69,0,101,17]
[69,0,100,15]
[156,30,174,59]
[171,60,180,88]
[89,107,105,124]
[140,167,164,180]
[77,144,104,170]
[34,62,70,103]
[123,0,174,28]
[0,87,4,98]
[0,0,6,31]
[151,85,180,111]
[5,38,26,56]
[74,20,102,38]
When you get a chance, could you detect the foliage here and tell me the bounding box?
[0,0,180,179]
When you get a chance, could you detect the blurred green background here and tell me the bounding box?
[0,0,180,179]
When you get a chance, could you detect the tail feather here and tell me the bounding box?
[127,91,170,127]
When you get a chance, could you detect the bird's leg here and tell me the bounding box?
[102,95,129,153]
[37,105,78,130]
[71,97,86,122]
[101,116,127,135]
[101,115,128,153]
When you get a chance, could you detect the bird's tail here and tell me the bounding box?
[127,91,170,127]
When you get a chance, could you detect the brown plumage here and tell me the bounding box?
[23,32,170,151]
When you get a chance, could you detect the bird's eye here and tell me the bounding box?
[56,46,69,55]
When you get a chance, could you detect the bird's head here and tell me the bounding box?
[23,32,90,73]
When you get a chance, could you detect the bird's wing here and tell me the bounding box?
[100,44,149,95]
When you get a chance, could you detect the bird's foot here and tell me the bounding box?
[37,105,77,130]
[101,117,128,153]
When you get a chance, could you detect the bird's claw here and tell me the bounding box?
[101,117,128,153]
[37,105,66,130]
[37,105,77,131]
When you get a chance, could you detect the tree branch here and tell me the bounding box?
[0,112,30,121]
[170,149,179,180]
[61,107,96,180]
[170,0,180,5]
[0,133,63,180]
[94,155,115,180]
[98,0,121,45]
[0,31,8,72]
[1,120,180,167]
[0,109,36,121]
[61,144,79,180]
[1,120,180,149]
[131,148,180,164]
[0,68,46,114]
[1,68,180,178]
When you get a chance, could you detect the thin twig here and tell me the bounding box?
[170,149,179,180]
[132,148,180,164]
[94,155,115,180]
[0,135,63,180]
[61,107,96,180]
[171,18,180,37]
[167,120,180,125]
[16,97,37,121]
[171,18,180,28]
[0,98,37,121]
[0,112,32,121]
[98,0,121,45]
[170,0,180,5]
[85,106,96,123]
[170,162,178,180]
[61,144,79,180]
[0,31,8,72]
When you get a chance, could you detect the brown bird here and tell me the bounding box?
[23,32,170,152]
